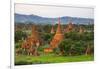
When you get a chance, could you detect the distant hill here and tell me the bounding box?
[15,13,94,25]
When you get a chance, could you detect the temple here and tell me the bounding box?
[65,20,74,33]
[21,25,42,55]
[50,18,64,48]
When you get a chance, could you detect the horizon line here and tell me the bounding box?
[15,13,94,19]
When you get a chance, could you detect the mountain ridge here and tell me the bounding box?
[15,13,94,25]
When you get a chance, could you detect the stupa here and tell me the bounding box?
[50,18,64,48]
[65,19,74,33]
[21,25,42,55]
[79,26,84,34]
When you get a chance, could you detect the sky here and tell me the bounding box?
[15,3,94,19]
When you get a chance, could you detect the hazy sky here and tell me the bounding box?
[15,4,94,19]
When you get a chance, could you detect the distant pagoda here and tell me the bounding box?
[50,25,55,34]
[65,19,74,33]
[50,18,64,48]
[21,25,42,55]
[79,26,84,34]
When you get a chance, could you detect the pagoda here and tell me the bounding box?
[50,18,64,48]
[50,25,55,34]
[21,25,42,55]
[79,26,84,34]
[65,19,74,33]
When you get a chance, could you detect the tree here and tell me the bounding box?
[15,30,27,42]
[64,32,80,40]
[72,40,86,55]
[58,39,73,56]
[41,33,54,44]
[58,39,87,56]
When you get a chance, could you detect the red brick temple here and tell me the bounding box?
[65,21,74,33]
[21,25,42,55]
[50,18,64,48]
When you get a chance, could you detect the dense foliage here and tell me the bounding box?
[15,23,94,56]
[58,31,94,56]
[15,30,27,42]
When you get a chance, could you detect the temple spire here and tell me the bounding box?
[56,17,62,34]
[58,17,60,24]
[51,20,55,34]
[50,18,64,48]
[65,18,74,32]
[51,25,55,34]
